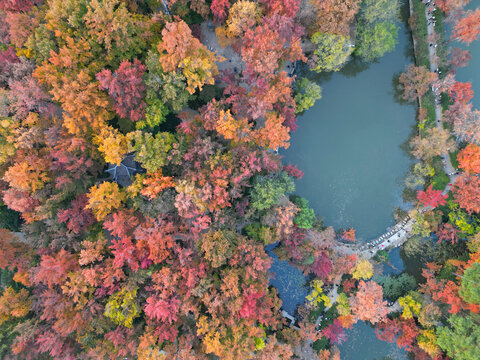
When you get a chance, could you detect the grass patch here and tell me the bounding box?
[449,150,459,169]
[421,91,436,130]
[431,156,450,190]
[410,0,430,68]
[440,92,452,112]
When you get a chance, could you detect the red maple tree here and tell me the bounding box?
[417,186,448,208]
[453,8,480,44]
[449,81,474,104]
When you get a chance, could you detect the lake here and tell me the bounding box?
[274,4,416,359]
[281,10,416,243]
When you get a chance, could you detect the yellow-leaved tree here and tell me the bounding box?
[219,0,262,40]
[398,294,422,319]
[86,181,126,220]
[94,126,129,166]
[351,259,373,280]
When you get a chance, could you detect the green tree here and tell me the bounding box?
[127,131,176,173]
[310,32,353,72]
[358,0,400,24]
[404,234,434,258]
[436,314,480,360]
[244,223,278,245]
[250,172,295,211]
[145,50,191,115]
[376,273,417,301]
[459,262,480,305]
[291,196,315,229]
[355,22,398,61]
[373,249,389,263]
[294,78,322,113]
[0,204,20,232]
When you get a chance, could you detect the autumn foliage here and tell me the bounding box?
[457,143,480,173]
[453,8,480,44]
[157,20,221,95]
[417,186,448,208]
[350,280,389,324]
[97,59,147,122]
[449,81,474,104]
[3,0,479,358]
[0,0,344,356]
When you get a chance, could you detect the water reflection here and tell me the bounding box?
[338,322,409,360]
[267,249,309,315]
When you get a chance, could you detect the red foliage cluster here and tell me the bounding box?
[417,185,448,208]
[284,163,304,179]
[97,59,147,122]
[0,0,41,12]
[449,81,474,104]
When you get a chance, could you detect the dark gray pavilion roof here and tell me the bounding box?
[105,153,144,187]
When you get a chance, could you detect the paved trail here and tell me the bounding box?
[425,2,459,192]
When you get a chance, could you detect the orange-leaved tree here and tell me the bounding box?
[458,143,480,173]
[350,280,389,324]
[453,8,480,44]
[157,20,221,95]
[86,181,126,220]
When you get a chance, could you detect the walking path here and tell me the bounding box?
[334,214,417,259]
[425,1,459,194]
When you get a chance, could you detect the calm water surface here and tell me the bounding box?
[277,3,480,357]
[338,322,408,360]
[281,17,416,243]
[274,7,415,359]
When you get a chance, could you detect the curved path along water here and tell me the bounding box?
[328,0,460,265]
[323,0,459,301]
[308,0,460,342]
[293,3,461,358]
[425,1,458,184]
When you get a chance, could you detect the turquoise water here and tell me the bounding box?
[281,17,416,243]
[338,322,409,360]
[277,5,415,359]
[274,2,480,357]
[268,251,308,314]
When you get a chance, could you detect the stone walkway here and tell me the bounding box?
[201,22,244,74]
[334,215,416,259]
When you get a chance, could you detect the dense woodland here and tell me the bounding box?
[0,0,479,358]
